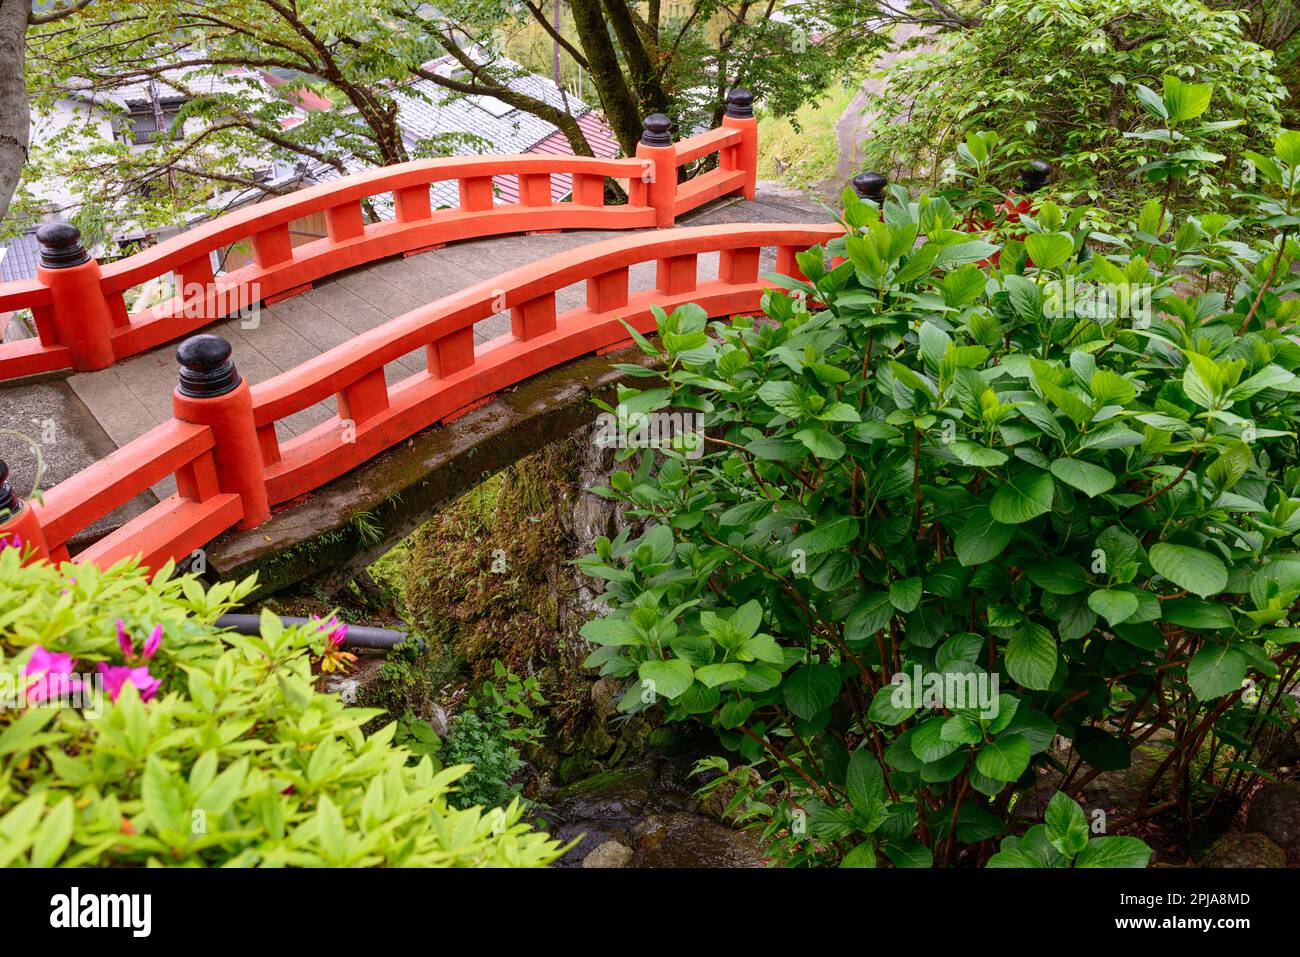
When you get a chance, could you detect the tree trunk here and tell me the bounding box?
[598,0,669,115]
[0,0,30,224]
[568,0,646,155]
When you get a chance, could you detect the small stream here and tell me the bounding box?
[539,755,768,868]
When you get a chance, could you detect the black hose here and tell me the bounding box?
[214,614,425,654]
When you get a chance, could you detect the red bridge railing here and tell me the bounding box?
[0,220,841,570]
[0,90,759,381]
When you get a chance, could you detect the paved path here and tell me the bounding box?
[0,186,826,547]
[834,23,929,181]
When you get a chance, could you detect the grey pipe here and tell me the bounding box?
[215,614,425,653]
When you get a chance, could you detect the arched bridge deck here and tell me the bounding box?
[0,186,824,555]
[74,186,824,483]
[0,98,843,583]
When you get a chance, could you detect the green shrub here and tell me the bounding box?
[0,553,564,867]
[861,0,1285,214]
[440,662,546,811]
[578,130,1300,866]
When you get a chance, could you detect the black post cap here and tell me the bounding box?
[641,114,672,148]
[0,459,19,515]
[1018,160,1052,193]
[36,222,90,269]
[177,334,241,398]
[853,171,888,206]
[726,88,754,119]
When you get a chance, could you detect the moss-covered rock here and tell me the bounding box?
[395,426,646,767]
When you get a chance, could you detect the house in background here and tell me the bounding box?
[2,51,618,340]
[217,52,619,269]
[21,63,291,231]
[297,52,619,212]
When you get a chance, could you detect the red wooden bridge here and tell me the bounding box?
[0,91,845,575]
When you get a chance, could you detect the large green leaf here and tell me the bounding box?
[1050,458,1116,497]
[975,734,1031,782]
[784,664,843,720]
[1024,232,1075,270]
[845,592,895,644]
[1044,791,1090,857]
[889,577,923,612]
[789,515,859,556]
[954,507,1014,566]
[638,659,694,699]
[1186,644,1248,700]
[1162,74,1212,124]
[911,716,962,763]
[1088,589,1139,627]
[868,684,915,725]
[1149,543,1228,598]
[1026,559,1090,595]
[794,428,846,460]
[1074,836,1152,868]
[1006,623,1057,690]
[846,747,886,814]
[990,470,1055,524]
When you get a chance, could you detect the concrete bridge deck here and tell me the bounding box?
[0,186,825,549]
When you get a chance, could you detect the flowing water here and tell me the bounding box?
[540,755,768,868]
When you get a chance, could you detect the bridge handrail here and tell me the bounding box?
[0,218,843,570]
[0,89,760,383]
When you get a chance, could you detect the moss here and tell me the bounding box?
[552,765,658,803]
[398,434,595,745]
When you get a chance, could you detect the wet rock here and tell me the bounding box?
[582,840,633,868]
[590,676,621,718]
[548,758,766,868]
[1200,833,1288,868]
[323,676,361,705]
[631,813,767,868]
[1245,781,1300,859]
[427,701,449,737]
[552,765,658,821]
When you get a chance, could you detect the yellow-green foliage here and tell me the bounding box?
[0,551,565,867]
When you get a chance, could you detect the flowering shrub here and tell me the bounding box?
[0,551,564,867]
[579,132,1300,866]
[311,613,358,674]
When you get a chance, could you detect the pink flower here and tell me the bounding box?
[115,620,162,663]
[0,532,22,552]
[311,614,348,648]
[97,663,160,703]
[24,646,81,703]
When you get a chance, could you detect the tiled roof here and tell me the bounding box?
[395,57,588,154]
[0,232,40,283]
[68,65,270,109]
[309,56,622,211]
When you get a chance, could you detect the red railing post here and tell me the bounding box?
[721,88,758,201]
[1002,161,1052,223]
[34,224,117,372]
[171,335,270,530]
[0,460,49,563]
[635,114,677,228]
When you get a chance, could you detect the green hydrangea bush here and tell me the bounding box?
[860,0,1285,215]
[0,552,565,867]
[578,131,1300,866]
